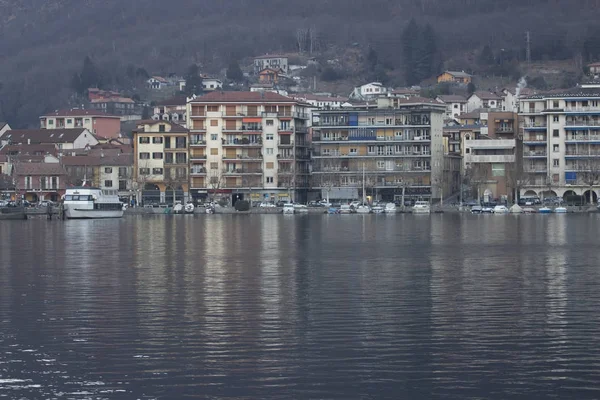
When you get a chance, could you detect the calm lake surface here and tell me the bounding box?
[1,214,600,399]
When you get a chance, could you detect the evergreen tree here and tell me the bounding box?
[226,60,244,82]
[70,56,102,95]
[402,19,421,85]
[479,45,495,65]
[366,46,378,71]
[184,64,203,96]
[418,24,437,82]
[467,82,477,95]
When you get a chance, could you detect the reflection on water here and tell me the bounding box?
[1,214,600,399]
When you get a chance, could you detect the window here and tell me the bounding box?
[553,101,559,108]
[266,148,274,155]
[175,137,187,148]
[377,160,385,169]
[159,124,166,132]
[553,116,559,122]
[266,162,274,169]
[176,153,187,164]
[104,167,113,173]
[553,129,559,137]
[211,134,218,141]
[210,148,218,155]
[210,162,218,170]
[139,137,150,144]
[85,118,90,123]
[367,145,375,154]
[67,119,72,124]
[466,148,471,154]
[119,180,127,190]
[153,137,163,144]
[207,106,218,112]
[492,164,505,177]
[553,173,559,183]
[152,168,163,175]
[553,144,559,152]
[553,159,560,167]
[266,177,274,183]
[104,180,113,188]
[165,153,173,163]
[139,152,150,159]
[48,120,54,125]
[349,148,358,155]
[139,168,150,175]
[210,120,218,126]
[266,120,274,126]
[118,167,127,177]
[266,134,274,140]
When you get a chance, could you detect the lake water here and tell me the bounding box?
[1,214,600,399]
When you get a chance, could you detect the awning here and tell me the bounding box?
[242,117,262,123]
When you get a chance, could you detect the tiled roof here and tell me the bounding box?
[394,96,442,105]
[3,129,90,144]
[133,120,189,133]
[443,71,472,78]
[14,163,67,176]
[294,94,347,102]
[437,95,468,103]
[254,54,288,59]
[522,86,600,100]
[0,143,57,156]
[91,97,135,104]
[189,91,296,103]
[155,95,188,106]
[61,154,133,167]
[471,91,502,100]
[0,122,7,130]
[40,109,120,118]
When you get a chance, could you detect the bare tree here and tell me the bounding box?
[164,166,188,206]
[315,159,340,203]
[208,169,223,203]
[580,159,600,204]
[135,160,153,205]
[464,163,489,202]
[278,165,296,202]
[506,163,532,204]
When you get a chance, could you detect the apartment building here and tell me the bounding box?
[311,97,460,204]
[40,109,122,138]
[520,84,600,203]
[186,91,310,204]
[460,111,521,202]
[132,120,189,205]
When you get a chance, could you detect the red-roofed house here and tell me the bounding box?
[40,109,121,139]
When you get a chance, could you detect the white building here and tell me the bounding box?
[349,82,389,100]
[253,55,289,75]
[467,91,504,112]
[436,95,468,120]
[202,78,223,91]
[291,94,349,109]
[520,84,600,203]
[0,128,98,151]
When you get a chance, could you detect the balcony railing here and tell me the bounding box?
[278,141,294,146]
[222,139,263,146]
[190,168,207,175]
[524,167,547,173]
[465,155,516,163]
[565,135,600,141]
[565,151,600,156]
[523,122,547,128]
[523,151,547,157]
[314,136,431,142]
[223,168,263,174]
[565,121,600,127]
[190,140,206,145]
[565,107,600,113]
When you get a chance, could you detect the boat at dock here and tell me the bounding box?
[63,187,124,219]
[412,201,431,214]
[0,206,27,220]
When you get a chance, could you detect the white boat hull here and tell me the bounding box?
[65,208,123,219]
[412,208,431,214]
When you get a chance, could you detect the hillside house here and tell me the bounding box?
[436,95,468,120]
[258,68,281,84]
[437,71,472,84]
[202,78,223,91]
[147,76,169,89]
[254,54,289,75]
[467,91,503,112]
[40,109,122,138]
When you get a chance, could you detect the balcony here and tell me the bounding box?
[190,168,207,175]
[523,151,547,158]
[277,154,294,160]
[262,111,308,119]
[223,168,263,175]
[241,125,263,132]
[222,140,263,147]
[565,106,600,113]
[522,122,547,129]
[467,139,515,149]
[524,166,547,173]
[278,141,294,147]
[565,121,600,127]
[465,154,516,163]
[189,155,206,161]
[565,135,600,142]
[495,126,514,133]
[564,151,600,158]
[315,135,431,143]
[523,137,547,145]
[189,140,206,146]
[222,112,247,118]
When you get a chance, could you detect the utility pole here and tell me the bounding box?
[526,31,531,66]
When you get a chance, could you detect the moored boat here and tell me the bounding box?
[63,187,123,219]
[356,204,371,214]
[384,203,397,213]
[538,207,552,214]
[283,203,295,214]
[0,206,27,220]
[412,201,431,214]
[372,205,385,214]
[293,204,308,213]
[554,207,567,213]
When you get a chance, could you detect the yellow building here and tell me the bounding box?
[132,120,189,205]
[437,70,472,84]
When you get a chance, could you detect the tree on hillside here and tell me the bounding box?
[402,20,439,85]
[226,60,244,82]
[479,45,495,65]
[402,19,421,85]
[71,56,102,95]
[467,82,476,95]
[417,24,438,80]
[184,64,203,96]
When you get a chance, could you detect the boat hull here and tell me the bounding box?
[0,208,27,220]
[65,208,123,219]
[412,208,431,214]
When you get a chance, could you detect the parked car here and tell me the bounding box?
[319,200,332,207]
[308,201,323,207]
[275,200,286,207]
[543,196,564,206]
[481,206,494,213]
[0,200,7,207]
[471,205,483,214]
[40,200,54,207]
[259,202,276,208]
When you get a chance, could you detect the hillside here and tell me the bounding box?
[0,0,599,127]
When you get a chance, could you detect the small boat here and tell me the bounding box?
[372,205,385,214]
[205,203,215,214]
[63,187,123,219]
[283,203,295,214]
[538,207,552,214]
[554,207,567,213]
[384,203,397,213]
[356,204,371,214]
[412,201,431,214]
[293,204,308,213]
[339,204,353,214]
[522,207,537,214]
[493,205,509,214]
[173,203,184,214]
[327,207,339,214]
[0,206,27,220]
[184,202,195,214]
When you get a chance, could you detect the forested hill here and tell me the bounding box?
[0,0,598,127]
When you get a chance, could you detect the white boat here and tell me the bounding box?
[372,205,385,214]
[356,204,371,214]
[184,202,195,214]
[63,187,123,219]
[412,201,431,214]
[339,204,353,214]
[293,204,308,213]
[384,203,397,213]
[283,203,295,214]
[173,203,184,214]
[493,205,509,214]
[554,207,567,213]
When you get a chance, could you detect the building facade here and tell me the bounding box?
[311,98,458,204]
[13,163,67,202]
[186,91,310,204]
[1,128,98,150]
[132,120,190,205]
[437,71,472,84]
[254,55,289,75]
[40,110,122,138]
[520,85,600,203]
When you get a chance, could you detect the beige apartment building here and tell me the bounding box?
[186,91,310,204]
